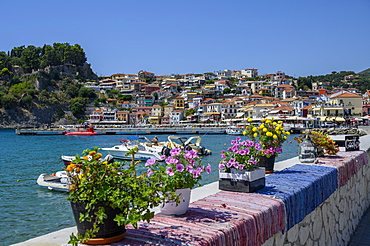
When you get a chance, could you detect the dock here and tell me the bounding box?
[15,126,228,135]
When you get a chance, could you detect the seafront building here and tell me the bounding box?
[84,69,368,127]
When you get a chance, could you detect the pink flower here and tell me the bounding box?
[147,168,153,177]
[166,167,174,176]
[170,147,181,156]
[219,163,225,170]
[176,163,184,172]
[206,163,211,174]
[165,156,179,165]
[184,149,198,159]
[145,158,156,166]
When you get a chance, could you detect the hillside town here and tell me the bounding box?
[82,68,368,128]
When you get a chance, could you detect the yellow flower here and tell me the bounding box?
[254,133,258,138]
[252,127,257,132]
[263,128,267,132]
[273,135,278,139]
[266,132,273,137]
[66,164,76,171]
[265,120,271,124]
[89,151,96,156]
[243,131,247,135]
[83,156,89,160]
[273,122,277,126]
[276,130,281,134]
[247,118,253,122]
[278,121,283,124]
[286,131,291,135]
[78,173,84,179]
[284,136,287,139]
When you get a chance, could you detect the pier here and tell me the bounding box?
[15,126,228,135]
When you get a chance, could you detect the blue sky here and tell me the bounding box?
[2,0,369,77]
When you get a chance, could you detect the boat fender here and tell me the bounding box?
[184,145,192,151]
[198,145,206,155]
[161,146,171,156]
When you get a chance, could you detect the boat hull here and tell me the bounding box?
[37,172,70,192]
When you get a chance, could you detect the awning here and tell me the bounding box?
[318,116,345,122]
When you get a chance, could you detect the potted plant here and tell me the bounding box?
[243,117,290,173]
[65,147,173,245]
[146,147,212,215]
[294,131,339,156]
[219,137,265,193]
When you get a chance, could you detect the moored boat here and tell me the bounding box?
[226,126,243,135]
[102,136,164,160]
[37,171,70,192]
[65,127,98,135]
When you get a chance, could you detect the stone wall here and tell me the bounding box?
[262,151,370,246]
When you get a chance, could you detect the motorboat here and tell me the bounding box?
[61,154,114,166]
[226,126,243,135]
[163,135,212,156]
[61,155,75,166]
[65,127,98,135]
[102,136,164,161]
[37,171,70,192]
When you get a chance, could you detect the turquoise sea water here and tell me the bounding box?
[0,129,299,245]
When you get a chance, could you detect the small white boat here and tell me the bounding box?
[102,136,164,161]
[163,135,212,156]
[37,171,70,192]
[226,126,243,135]
[61,155,75,166]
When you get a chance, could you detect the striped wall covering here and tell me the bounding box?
[256,164,338,230]
[120,193,285,246]
[111,151,367,246]
[315,150,367,187]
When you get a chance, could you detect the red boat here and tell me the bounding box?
[65,127,98,135]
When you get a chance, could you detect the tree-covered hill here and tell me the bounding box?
[295,69,370,92]
[0,43,98,128]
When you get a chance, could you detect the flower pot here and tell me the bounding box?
[258,155,276,173]
[71,202,126,245]
[160,188,191,215]
[219,167,265,193]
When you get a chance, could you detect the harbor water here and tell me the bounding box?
[0,129,299,246]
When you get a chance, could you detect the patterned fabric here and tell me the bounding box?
[112,151,367,245]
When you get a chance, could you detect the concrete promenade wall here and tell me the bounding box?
[13,135,370,246]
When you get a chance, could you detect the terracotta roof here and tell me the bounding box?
[331,92,362,98]
[272,105,294,111]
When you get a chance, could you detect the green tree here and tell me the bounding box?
[185,108,196,117]
[20,45,41,73]
[1,94,17,109]
[78,87,96,99]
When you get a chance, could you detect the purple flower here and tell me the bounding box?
[221,153,226,159]
[165,156,179,165]
[186,165,194,172]
[145,158,156,166]
[184,149,198,159]
[147,168,153,177]
[219,163,225,170]
[176,163,184,172]
[192,167,203,178]
[255,143,261,150]
[236,137,241,141]
[170,147,181,156]
[238,149,247,155]
[206,163,211,174]
[166,167,174,176]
